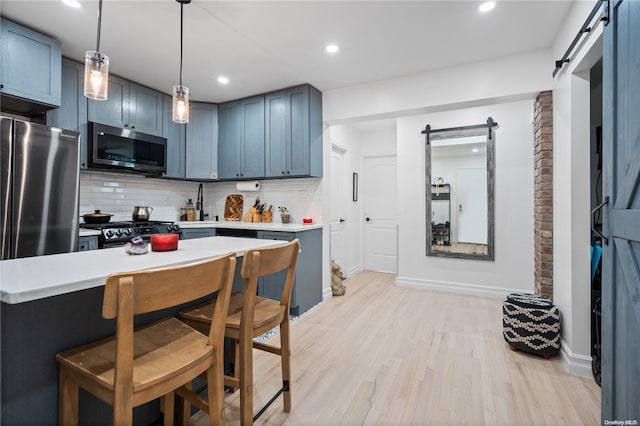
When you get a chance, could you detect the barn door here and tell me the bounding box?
[601,0,640,421]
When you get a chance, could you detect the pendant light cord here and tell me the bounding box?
[96,0,102,52]
[179,2,184,86]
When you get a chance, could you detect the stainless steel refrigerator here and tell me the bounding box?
[1,116,80,259]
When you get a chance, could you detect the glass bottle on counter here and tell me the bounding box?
[186,199,196,221]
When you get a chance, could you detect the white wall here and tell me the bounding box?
[359,126,397,158]
[323,49,552,124]
[395,100,534,297]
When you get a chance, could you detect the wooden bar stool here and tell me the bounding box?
[56,253,236,426]
[180,239,300,425]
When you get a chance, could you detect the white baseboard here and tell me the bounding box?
[322,287,333,301]
[345,264,363,278]
[394,276,522,300]
[560,339,594,378]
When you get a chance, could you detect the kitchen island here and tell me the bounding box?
[0,236,284,425]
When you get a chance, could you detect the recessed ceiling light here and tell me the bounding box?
[217,76,229,85]
[62,0,81,8]
[478,1,496,12]
[326,44,339,54]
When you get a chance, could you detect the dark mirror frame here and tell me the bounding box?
[423,117,497,261]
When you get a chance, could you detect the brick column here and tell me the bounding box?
[533,91,553,300]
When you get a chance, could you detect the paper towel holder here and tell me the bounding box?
[236,180,261,191]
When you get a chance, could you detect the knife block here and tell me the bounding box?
[262,210,272,223]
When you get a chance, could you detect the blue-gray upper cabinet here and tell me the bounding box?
[0,18,61,112]
[186,102,218,180]
[87,77,163,137]
[265,84,322,178]
[46,59,89,168]
[162,94,186,178]
[87,75,128,129]
[218,95,265,180]
[129,84,163,136]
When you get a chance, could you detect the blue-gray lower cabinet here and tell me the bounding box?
[0,18,61,113]
[47,58,89,168]
[180,228,216,240]
[258,228,322,315]
[162,94,186,178]
[78,236,99,251]
[186,103,218,180]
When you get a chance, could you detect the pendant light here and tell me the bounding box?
[173,0,191,123]
[84,0,109,100]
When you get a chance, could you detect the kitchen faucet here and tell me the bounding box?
[196,183,204,221]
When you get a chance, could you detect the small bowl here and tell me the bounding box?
[303,217,313,224]
[150,233,179,252]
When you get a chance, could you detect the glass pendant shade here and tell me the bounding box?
[172,85,190,123]
[84,50,109,101]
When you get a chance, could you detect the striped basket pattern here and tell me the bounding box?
[502,293,561,358]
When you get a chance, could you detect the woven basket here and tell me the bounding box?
[502,293,561,358]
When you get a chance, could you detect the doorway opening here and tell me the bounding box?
[589,57,603,386]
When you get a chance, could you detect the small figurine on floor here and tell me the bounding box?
[331,260,346,296]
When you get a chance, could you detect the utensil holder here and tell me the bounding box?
[262,210,272,223]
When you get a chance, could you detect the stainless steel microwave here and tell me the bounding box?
[88,122,167,175]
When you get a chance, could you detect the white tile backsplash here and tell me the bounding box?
[80,171,323,224]
[205,178,323,223]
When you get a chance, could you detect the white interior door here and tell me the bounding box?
[363,156,398,273]
[330,146,346,270]
[456,168,487,244]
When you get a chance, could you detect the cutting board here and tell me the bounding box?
[224,194,244,221]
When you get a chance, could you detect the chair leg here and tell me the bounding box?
[163,392,175,426]
[113,385,133,425]
[176,382,192,426]
[239,334,254,425]
[58,366,79,426]
[280,319,292,412]
[227,338,240,393]
[207,352,225,426]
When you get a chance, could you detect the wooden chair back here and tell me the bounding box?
[102,252,236,348]
[241,239,300,307]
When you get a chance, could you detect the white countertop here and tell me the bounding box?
[0,236,282,304]
[177,220,323,232]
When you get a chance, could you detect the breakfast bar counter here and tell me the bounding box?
[1,236,280,304]
[0,236,284,425]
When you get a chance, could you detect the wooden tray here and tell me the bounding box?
[224,194,244,221]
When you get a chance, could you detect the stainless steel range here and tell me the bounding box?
[80,221,181,248]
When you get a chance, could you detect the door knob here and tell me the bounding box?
[365,217,371,222]
[339,219,345,223]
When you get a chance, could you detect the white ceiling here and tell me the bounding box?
[1,0,573,104]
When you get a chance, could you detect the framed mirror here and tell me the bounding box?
[423,117,497,260]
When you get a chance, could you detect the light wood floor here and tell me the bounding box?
[193,271,601,425]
